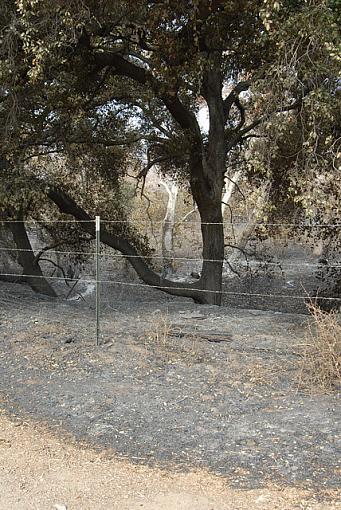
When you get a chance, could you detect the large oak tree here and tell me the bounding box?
[0,0,339,304]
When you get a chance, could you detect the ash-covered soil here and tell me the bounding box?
[0,282,340,497]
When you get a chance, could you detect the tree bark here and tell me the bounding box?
[221,170,242,217]
[160,179,178,277]
[7,218,57,297]
[198,203,225,305]
[188,151,225,306]
[189,55,226,305]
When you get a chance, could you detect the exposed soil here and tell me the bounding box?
[0,281,340,509]
[2,413,339,510]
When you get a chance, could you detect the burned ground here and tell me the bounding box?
[0,279,340,508]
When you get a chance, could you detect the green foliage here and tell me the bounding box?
[0,0,340,271]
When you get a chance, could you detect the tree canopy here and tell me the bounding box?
[0,0,340,304]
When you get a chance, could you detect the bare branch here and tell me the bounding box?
[223,81,250,123]
[175,205,198,227]
[137,154,169,196]
[33,240,66,264]
[227,95,307,151]
[224,173,245,200]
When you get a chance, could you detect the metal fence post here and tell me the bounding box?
[95,215,100,346]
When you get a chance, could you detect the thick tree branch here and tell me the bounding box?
[93,51,201,136]
[45,184,206,301]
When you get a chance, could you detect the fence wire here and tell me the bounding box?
[1,219,341,227]
[1,217,340,347]
[0,246,340,269]
[0,271,340,303]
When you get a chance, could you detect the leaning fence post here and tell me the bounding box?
[95,215,100,346]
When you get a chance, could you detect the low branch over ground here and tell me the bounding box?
[46,185,215,303]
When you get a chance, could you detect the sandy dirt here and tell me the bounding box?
[0,413,340,510]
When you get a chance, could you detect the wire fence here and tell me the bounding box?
[1,271,340,301]
[1,219,341,227]
[0,217,340,345]
[0,246,340,268]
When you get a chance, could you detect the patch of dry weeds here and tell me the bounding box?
[298,304,341,393]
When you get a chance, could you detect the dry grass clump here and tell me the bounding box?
[143,312,174,349]
[243,359,280,387]
[142,312,203,363]
[298,303,341,392]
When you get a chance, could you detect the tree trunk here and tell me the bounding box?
[221,170,242,217]
[7,218,57,297]
[191,54,226,305]
[189,145,225,306]
[160,179,178,277]
[197,203,225,305]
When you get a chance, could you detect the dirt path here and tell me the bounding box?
[0,413,339,510]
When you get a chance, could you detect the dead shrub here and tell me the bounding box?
[298,303,341,392]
